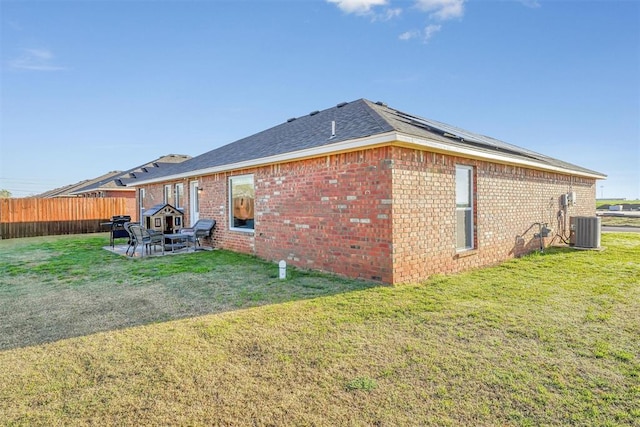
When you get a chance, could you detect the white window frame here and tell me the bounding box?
[175,183,184,208]
[229,174,255,232]
[139,188,146,225]
[164,184,172,205]
[189,181,199,225]
[455,165,475,251]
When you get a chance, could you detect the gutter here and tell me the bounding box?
[69,187,136,196]
[131,131,606,186]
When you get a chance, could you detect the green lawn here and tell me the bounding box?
[601,216,640,228]
[596,199,640,209]
[0,234,375,350]
[1,233,639,426]
[596,199,640,228]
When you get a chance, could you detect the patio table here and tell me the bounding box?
[163,233,194,252]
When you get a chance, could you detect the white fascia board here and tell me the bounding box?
[69,187,135,195]
[132,132,399,186]
[395,133,607,179]
[131,131,604,187]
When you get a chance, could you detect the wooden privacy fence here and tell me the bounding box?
[0,198,136,239]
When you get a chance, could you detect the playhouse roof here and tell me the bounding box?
[143,203,184,217]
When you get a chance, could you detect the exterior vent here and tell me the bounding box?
[570,216,601,248]
[337,102,348,108]
[309,110,320,116]
[375,101,387,107]
[287,117,296,123]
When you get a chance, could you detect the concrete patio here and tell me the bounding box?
[103,242,213,258]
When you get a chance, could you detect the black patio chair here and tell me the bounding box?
[124,222,135,256]
[128,224,165,257]
[179,219,216,249]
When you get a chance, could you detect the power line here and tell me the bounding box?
[0,177,58,185]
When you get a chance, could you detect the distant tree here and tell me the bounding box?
[0,189,12,198]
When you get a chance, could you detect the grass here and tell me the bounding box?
[0,233,374,350]
[600,216,640,228]
[596,199,640,228]
[597,198,640,228]
[1,233,639,425]
[596,199,640,209]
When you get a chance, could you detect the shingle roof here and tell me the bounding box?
[69,154,191,195]
[132,99,605,183]
[36,171,123,198]
[369,101,604,176]
[36,154,192,197]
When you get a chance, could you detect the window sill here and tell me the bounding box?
[230,227,254,234]
[455,248,478,259]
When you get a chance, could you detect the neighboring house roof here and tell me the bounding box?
[36,171,124,198]
[70,154,191,195]
[132,99,606,186]
[36,154,191,198]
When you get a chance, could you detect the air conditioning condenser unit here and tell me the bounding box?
[570,216,601,249]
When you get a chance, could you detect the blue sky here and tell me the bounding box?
[1,0,638,199]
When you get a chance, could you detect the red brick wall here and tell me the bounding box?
[140,186,162,212]
[140,144,597,285]
[254,148,394,282]
[103,190,135,199]
[390,146,596,283]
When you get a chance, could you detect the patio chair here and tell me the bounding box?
[128,224,165,257]
[124,222,135,256]
[179,219,216,249]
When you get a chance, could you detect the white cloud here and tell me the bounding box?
[518,0,541,8]
[423,24,442,41]
[399,30,420,41]
[415,0,465,20]
[372,7,402,22]
[327,0,401,22]
[327,0,459,43]
[9,48,66,71]
[327,0,388,15]
[399,24,442,43]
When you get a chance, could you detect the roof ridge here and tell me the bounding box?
[359,99,396,133]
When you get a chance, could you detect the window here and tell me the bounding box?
[229,174,255,231]
[164,185,172,205]
[175,183,184,208]
[139,188,146,224]
[456,165,474,250]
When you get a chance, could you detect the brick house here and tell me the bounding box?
[132,99,606,284]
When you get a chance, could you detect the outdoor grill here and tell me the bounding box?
[107,215,131,247]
